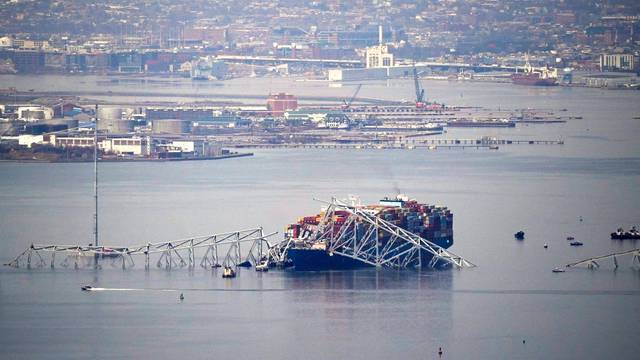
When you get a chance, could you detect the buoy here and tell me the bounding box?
[438,347,443,357]
[523,339,526,344]
[543,243,548,249]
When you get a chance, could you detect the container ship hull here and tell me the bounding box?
[287,248,449,270]
[283,196,454,271]
[287,248,368,270]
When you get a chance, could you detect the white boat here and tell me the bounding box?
[255,263,269,272]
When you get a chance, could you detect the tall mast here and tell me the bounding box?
[94,104,99,249]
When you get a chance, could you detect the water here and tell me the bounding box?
[1,75,640,359]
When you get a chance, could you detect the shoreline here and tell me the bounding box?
[0,152,253,164]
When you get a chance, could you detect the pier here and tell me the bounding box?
[232,138,564,150]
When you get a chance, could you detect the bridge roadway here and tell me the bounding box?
[215,55,363,68]
[215,55,520,73]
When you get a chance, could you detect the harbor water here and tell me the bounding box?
[1,75,639,359]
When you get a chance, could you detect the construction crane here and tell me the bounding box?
[413,64,425,108]
[341,83,362,110]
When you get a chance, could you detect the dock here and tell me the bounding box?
[231,138,564,150]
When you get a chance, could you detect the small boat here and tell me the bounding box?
[569,241,583,246]
[552,267,565,273]
[81,285,93,291]
[222,266,236,278]
[611,226,640,240]
[543,243,548,249]
[255,263,269,272]
[514,231,525,240]
[566,236,574,241]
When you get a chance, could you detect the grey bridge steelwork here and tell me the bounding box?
[5,198,477,271]
[272,198,475,269]
[5,228,275,270]
[564,248,640,270]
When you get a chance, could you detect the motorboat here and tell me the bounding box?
[255,263,269,272]
[222,266,236,278]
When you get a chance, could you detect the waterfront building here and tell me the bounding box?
[267,93,298,117]
[600,53,636,71]
[366,45,394,68]
[17,106,54,122]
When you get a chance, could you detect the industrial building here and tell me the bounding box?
[599,53,636,71]
[267,93,298,116]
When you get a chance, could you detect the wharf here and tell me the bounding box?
[232,138,564,150]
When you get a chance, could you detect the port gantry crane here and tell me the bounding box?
[341,83,362,110]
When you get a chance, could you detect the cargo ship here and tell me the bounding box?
[283,195,454,270]
[511,57,558,86]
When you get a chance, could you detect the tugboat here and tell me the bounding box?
[569,241,584,247]
[514,231,525,240]
[222,266,236,278]
[81,285,93,291]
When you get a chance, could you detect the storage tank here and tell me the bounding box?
[152,119,191,134]
[97,107,134,133]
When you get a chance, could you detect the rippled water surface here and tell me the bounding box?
[1,75,639,359]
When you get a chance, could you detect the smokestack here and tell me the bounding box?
[378,25,383,46]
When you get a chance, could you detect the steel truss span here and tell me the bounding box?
[5,228,275,270]
[270,198,476,269]
[5,198,477,271]
[565,248,640,270]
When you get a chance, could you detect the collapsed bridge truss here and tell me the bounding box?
[270,198,476,269]
[5,228,275,270]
